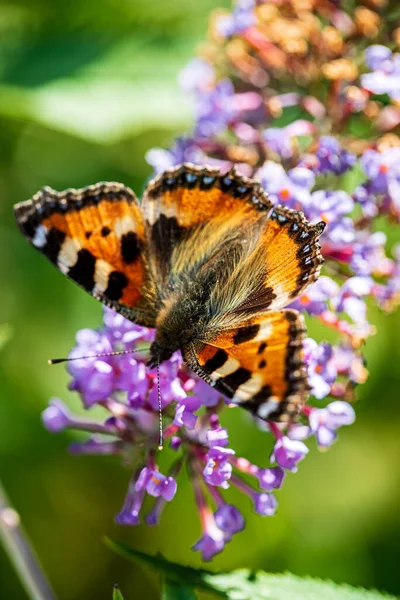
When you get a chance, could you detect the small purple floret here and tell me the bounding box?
[309,401,356,448]
[271,437,309,472]
[257,466,285,491]
[42,399,71,432]
[203,447,235,487]
[214,504,245,537]
[253,493,278,516]
[192,530,225,561]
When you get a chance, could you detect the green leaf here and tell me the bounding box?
[113,584,124,600]
[106,539,399,600]
[104,538,224,596]
[0,78,191,144]
[162,579,197,600]
[206,571,399,600]
[0,324,13,352]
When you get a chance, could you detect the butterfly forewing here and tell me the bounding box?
[142,164,325,314]
[14,182,156,326]
[141,163,272,281]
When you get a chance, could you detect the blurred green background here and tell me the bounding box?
[1,1,400,599]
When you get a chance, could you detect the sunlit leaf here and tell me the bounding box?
[207,571,399,600]
[106,540,399,600]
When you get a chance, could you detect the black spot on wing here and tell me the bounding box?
[233,323,260,345]
[203,349,228,374]
[104,271,128,301]
[257,341,267,354]
[151,214,187,273]
[258,359,267,369]
[101,226,111,237]
[217,367,252,397]
[43,228,66,263]
[67,248,96,291]
[121,231,141,264]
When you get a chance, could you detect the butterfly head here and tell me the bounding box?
[148,326,196,367]
[148,296,203,367]
[148,341,174,367]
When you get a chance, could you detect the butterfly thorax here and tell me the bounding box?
[148,289,210,367]
[147,218,275,367]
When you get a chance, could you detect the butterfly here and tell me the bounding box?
[14,163,325,423]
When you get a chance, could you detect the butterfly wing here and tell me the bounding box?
[14,183,156,326]
[142,163,325,313]
[141,163,271,280]
[141,164,323,421]
[183,310,308,422]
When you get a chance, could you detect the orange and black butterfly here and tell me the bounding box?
[14,164,325,422]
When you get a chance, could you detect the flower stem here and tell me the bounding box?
[0,479,57,600]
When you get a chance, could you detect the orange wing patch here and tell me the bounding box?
[184,310,308,422]
[141,164,272,278]
[142,163,272,229]
[14,183,156,326]
[256,207,325,311]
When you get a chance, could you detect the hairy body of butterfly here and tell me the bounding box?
[14,163,325,422]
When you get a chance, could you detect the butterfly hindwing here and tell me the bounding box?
[183,310,308,422]
[14,183,156,326]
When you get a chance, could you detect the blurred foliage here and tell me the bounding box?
[0,0,400,599]
[106,542,400,600]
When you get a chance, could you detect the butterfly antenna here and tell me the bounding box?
[157,361,163,451]
[48,348,149,365]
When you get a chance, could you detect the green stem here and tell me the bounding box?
[0,479,57,600]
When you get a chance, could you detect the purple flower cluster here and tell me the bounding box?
[42,308,354,560]
[41,0,400,560]
[361,45,400,102]
[303,136,356,176]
